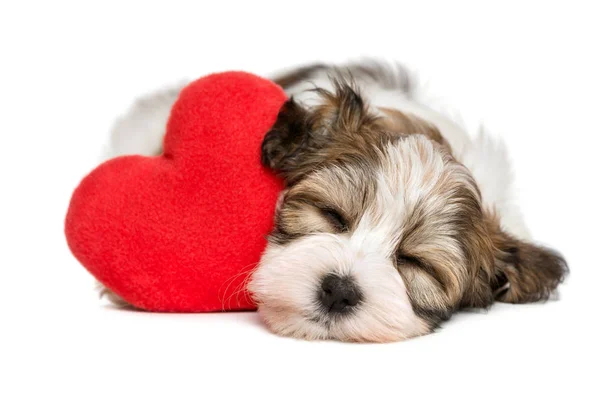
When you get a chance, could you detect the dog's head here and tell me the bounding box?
[248,78,567,342]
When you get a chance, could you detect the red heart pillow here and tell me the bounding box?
[65,72,286,312]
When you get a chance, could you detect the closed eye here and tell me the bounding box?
[397,253,445,288]
[396,254,424,267]
[319,207,349,232]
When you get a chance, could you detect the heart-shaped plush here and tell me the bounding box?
[65,72,286,312]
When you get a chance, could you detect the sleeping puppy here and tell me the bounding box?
[103,60,568,342]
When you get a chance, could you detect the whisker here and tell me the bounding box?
[219,262,258,311]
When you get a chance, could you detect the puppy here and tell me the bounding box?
[103,60,567,342]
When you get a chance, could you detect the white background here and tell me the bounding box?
[1,1,598,399]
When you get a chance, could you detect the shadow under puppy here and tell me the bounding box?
[103,61,568,342]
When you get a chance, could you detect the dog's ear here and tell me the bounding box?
[262,80,376,184]
[486,214,568,303]
[261,98,318,182]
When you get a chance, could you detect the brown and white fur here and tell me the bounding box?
[102,61,567,342]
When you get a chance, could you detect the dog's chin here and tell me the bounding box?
[255,304,429,343]
[248,235,431,343]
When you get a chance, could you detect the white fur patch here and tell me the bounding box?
[458,130,531,239]
[249,234,429,342]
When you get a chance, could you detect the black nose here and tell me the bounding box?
[319,273,362,313]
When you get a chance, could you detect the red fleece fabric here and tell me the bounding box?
[65,72,286,312]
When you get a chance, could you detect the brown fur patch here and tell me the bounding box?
[262,79,451,186]
[378,107,451,149]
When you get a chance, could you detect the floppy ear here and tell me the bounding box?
[486,214,569,303]
[262,79,376,184]
[261,98,318,181]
